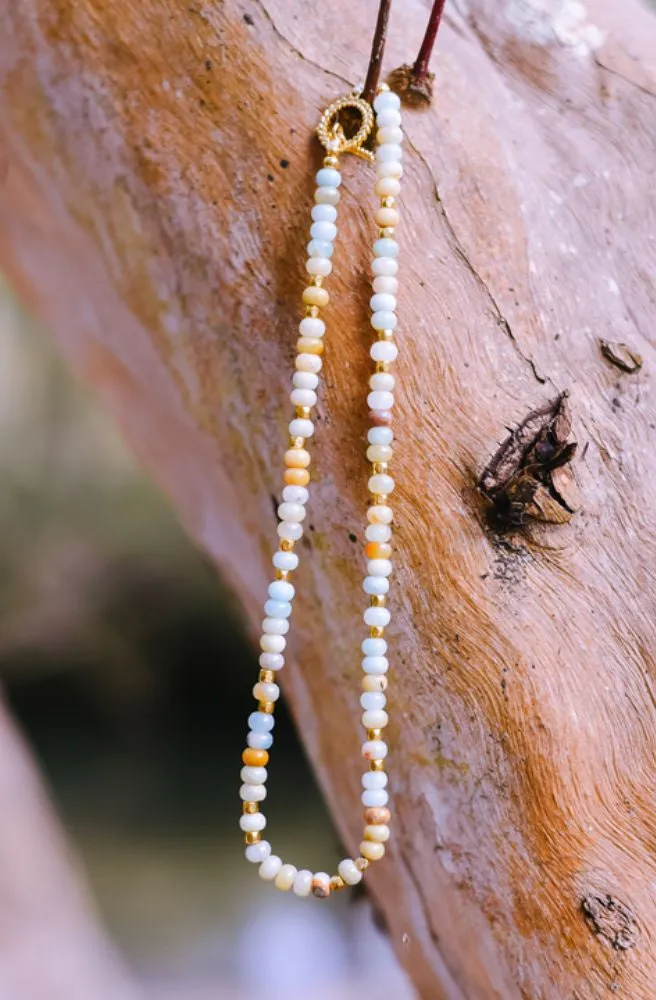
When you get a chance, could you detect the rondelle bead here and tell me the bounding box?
[316,167,342,188]
[373,238,399,258]
[259,855,283,881]
[296,353,323,373]
[364,806,391,825]
[242,748,269,767]
[273,551,299,572]
[278,501,306,523]
[361,637,387,656]
[361,710,389,730]
[290,388,317,409]
[368,426,394,445]
[362,674,388,693]
[240,811,267,833]
[275,863,297,891]
[377,126,404,147]
[365,522,392,541]
[376,160,403,179]
[370,292,397,313]
[372,256,399,276]
[260,633,286,654]
[375,206,400,228]
[284,467,311,487]
[362,787,389,806]
[370,341,398,363]
[247,731,273,750]
[367,389,395,410]
[293,869,313,897]
[282,485,309,504]
[367,444,393,464]
[373,90,401,113]
[310,220,337,243]
[296,336,324,355]
[253,681,280,702]
[312,872,331,898]
[371,311,397,332]
[367,558,393,577]
[278,520,304,541]
[314,186,341,206]
[364,823,390,843]
[311,203,337,223]
[259,651,284,671]
[367,504,393,524]
[376,107,402,128]
[264,599,292,619]
[368,473,395,495]
[292,371,318,391]
[240,783,267,803]
[375,176,401,198]
[364,606,391,628]
[306,257,332,277]
[376,144,403,165]
[302,286,329,308]
[360,840,386,862]
[363,575,389,596]
[241,765,268,785]
[362,770,388,789]
[248,711,275,733]
[289,418,313,438]
[245,839,271,863]
[362,739,388,761]
[299,316,326,338]
[361,692,386,711]
[369,372,395,391]
[338,859,363,886]
[362,655,389,674]
[262,617,290,636]
[268,580,295,602]
[373,275,399,295]
[307,238,334,258]
[285,448,311,469]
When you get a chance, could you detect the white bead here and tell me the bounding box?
[273,551,298,572]
[368,427,394,445]
[373,238,399,258]
[306,257,332,276]
[372,256,398,276]
[364,606,391,627]
[362,637,387,656]
[362,770,388,789]
[245,840,271,863]
[310,221,337,242]
[262,616,289,636]
[376,160,403,179]
[240,783,266,802]
[311,203,337,223]
[260,633,286,654]
[371,312,397,331]
[278,521,303,542]
[314,185,340,205]
[362,709,389,729]
[275,863,297,891]
[373,275,398,294]
[377,126,403,145]
[369,372,395,392]
[240,812,267,832]
[362,656,389,676]
[363,575,389,596]
[367,504,393,524]
[278,501,306,523]
[366,523,391,542]
[368,473,395,495]
[290,388,317,408]
[370,293,397,313]
[289,418,314,439]
[253,681,280,702]
[376,107,402,128]
[367,389,394,410]
[315,167,341,187]
[376,144,403,163]
[362,788,389,806]
[282,485,309,504]
[373,90,401,113]
[293,869,313,897]
[338,859,362,886]
[362,739,388,760]
[367,558,393,577]
[259,652,284,670]
[361,692,386,710]
[299,316,325,338]
[259,855,282,881]
[296,353,322,374]
[364,823,390,843]
[307,238,334,258]
[268,580,295,602]
[371,341,398,363]
[293,371,319,390]
[241,765,268,785]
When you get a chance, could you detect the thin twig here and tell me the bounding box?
[412,0,446,83]
[362,0,393,105]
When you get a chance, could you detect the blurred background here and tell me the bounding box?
[0,283,414,999]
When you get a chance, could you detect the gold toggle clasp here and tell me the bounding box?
[316,92,375,161]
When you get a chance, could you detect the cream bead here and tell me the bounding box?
[245,840,271,863]
[362,739,388,760]
[299,316,325,338]
[376,160,403,179]
[362,709,389,729]
[361,692,386,710]
[240,811,267,833]
[377,126,403,146]
[306,257,332,277]
[293,869,313,897]
[260,633,286,654]
[362,770,388,789]
[375,206,400,228]
[368,426,393,445]
[278,521,303,542]
[360,840,386,862]
[253,681,280,702]
[240,783,266,802]
[375,176,401,198]
[364,606,391,628]
[259,855,282,881]
[296,353,322,374]
[364,824,390,843]
[365,523,391,542]
[273,551,298,572]
[314,185,340,205]
[367,444,393,463]
[241,765,268,785]
[290,387,317,408]
[338,859,363,886]
[293,371,319,390]
[370,341,398,363]
[373,237,399,258]
[373,275,398,294]
[302,286,329,307]
[367,504,393,524]
[275,863,297,891]
[289,418,314,439]
[278,501,306,522]
[376,144,403,164]
[261,613,290,633]
[362,674,388,693]
[368,473,395,495]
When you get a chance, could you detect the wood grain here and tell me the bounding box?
[2,0,656,996]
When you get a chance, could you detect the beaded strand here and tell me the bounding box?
[240,87,403,898]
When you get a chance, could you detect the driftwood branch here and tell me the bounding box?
[2,0,656,997]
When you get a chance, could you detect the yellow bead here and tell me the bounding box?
[284,448,311,469]
[302,286,329,308]
[296,337,324,355]
[284,468,310,487]
[242,748,269,767]
[365,541,392,560]
[360,840,385,861]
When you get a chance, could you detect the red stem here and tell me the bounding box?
[412,0,446,81]
[362,0,393,105]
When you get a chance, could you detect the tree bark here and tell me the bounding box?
[2,0,656,996]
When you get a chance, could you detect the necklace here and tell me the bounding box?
[239,83,403,898]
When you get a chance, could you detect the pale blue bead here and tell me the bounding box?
[362,788,389,807]
[307,239,334,258]
[248,712,275,733]
[311,204,337,223]
[373,238,399,258]
[247,731,273,750]
[364,606,391,627]
[363,575,389,596]
[362,655,389,675]
[362,770,388,790]
[360,692,386,711]
[268,580,295,602]
[264,599,292,619]
[310,221,337,242]
[361,637,387,656]
[316,167,341,187]
[371,311,397,331]
[368,427,394,446]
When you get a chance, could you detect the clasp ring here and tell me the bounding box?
[316,94,375,161]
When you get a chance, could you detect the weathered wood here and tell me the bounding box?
[2,1,656,996]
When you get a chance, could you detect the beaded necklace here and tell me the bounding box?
[239,84,403,898]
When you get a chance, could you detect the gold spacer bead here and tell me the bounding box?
[381,195,396,208]
[243,802,259,814]
[296,406,312,420]
[330,875,346,892]
[379,227,395,238]
[379,330,395,341]
[376,361,390,373]
[368,729,383,741]
[310,275,324,287]
[370,595,386,608]
[355,857,370,872]
[259,669,275,684]
[289,436,305,449]
[373,462,388,475]
[259,701,275,714]
[280,538,295,552]
[372,494,388,506]
[370,759,385,772]
[369,626,385,638]
[276,569,290,581]
[244,831,261,845]
[324,154,339,168]
[305,305,320,318]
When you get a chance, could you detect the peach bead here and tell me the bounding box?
[302,286,329,307]
[375,207,399,228]
[366,541,392,560]
[284,468,310,487]
[363,806,391,825]
[375,177,401,198]
[284,448,311,469]
[296,337,324,355]
[242,748,269,767]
